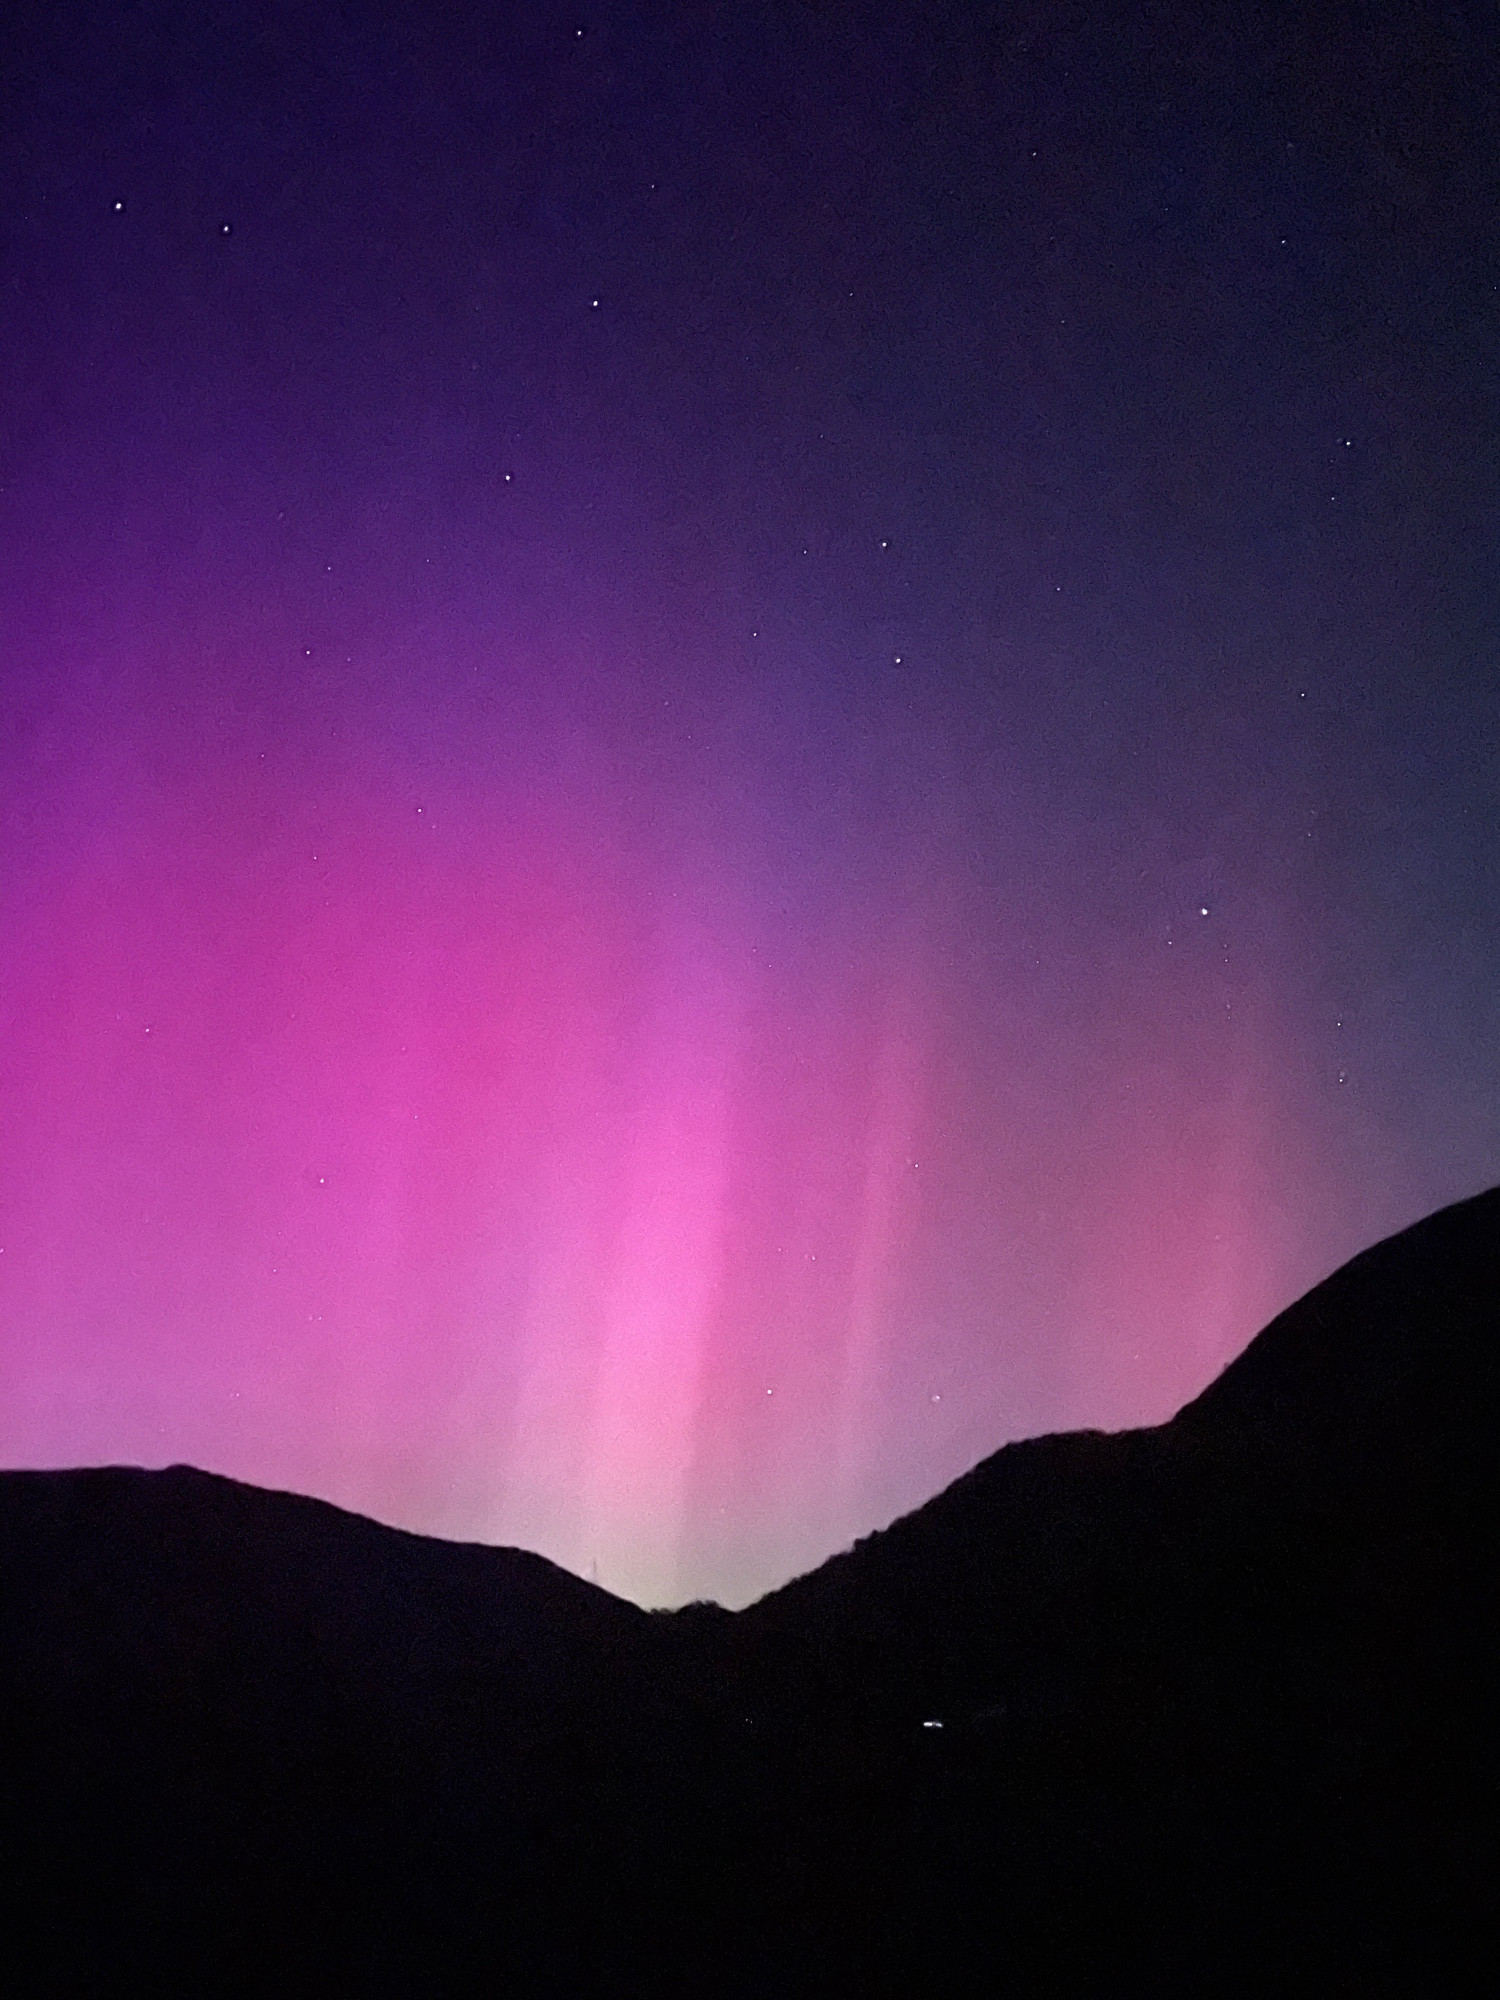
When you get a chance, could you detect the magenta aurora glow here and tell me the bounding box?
[2,2,1496,1605]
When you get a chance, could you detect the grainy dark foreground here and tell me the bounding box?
[3,1189,1496,1994]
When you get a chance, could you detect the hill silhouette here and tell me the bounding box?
[2,1187,1496,1993]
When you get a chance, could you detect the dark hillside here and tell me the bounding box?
[717,1186,1500,1989]
[0,1466,676,1992]
[2,1188,1496,1992]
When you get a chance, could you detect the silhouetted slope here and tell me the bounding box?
[736,1184,1500,1708]
[716,1185,1500,1989]
[1181,1183,1500,1453]
[1,1188,1496,1994]
[0,1467,679,1993]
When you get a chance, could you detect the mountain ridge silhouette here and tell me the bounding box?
[2,1186,1495,1992]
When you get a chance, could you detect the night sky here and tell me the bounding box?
[2,1,1496,1607]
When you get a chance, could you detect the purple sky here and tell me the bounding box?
[2,2,1496,1604]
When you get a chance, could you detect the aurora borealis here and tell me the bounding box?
[2,2,1497,1605]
